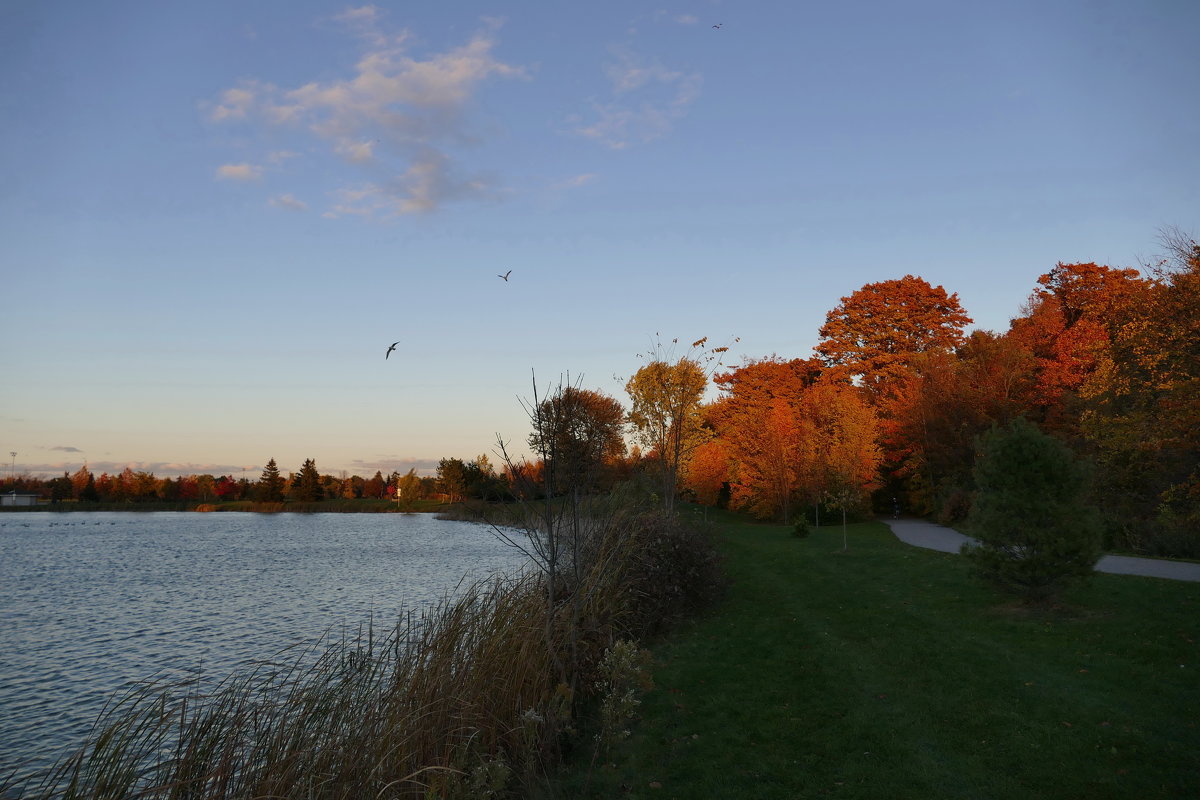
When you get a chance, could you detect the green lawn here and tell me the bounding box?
[545,511,1200,799]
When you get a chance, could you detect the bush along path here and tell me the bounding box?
[885,518,1200,582]
[544,511,1200,800]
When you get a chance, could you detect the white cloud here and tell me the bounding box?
[209,14,525,215]
[215,162,263,181]
[322,148,494,218]
[336,5,382,24]
[209,84,258,121]
[336,139,376,163]
[675,14,699,25]
[269,193,308,211]
[575,46,701,149]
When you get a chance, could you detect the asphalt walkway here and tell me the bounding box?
[883,518,1200,583]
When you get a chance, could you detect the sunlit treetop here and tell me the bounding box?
[815,274,973,401]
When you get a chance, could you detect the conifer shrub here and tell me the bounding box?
[791,518,811,538]
[961,417,1102,604]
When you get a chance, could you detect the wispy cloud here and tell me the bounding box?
[269,193,308,211]
[554,173,598,189]
[215,162,263,181]
[209,10,525,217]
[50,445,84,453]
[348,456,441,476]
[210,84,258,121]
[574,46,701,149]
[19,461,262,479]
[675,14,700,26]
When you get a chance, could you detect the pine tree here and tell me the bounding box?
[292,458,324,502]
[80,472,99,502]
[962,418,1101,603]
[256,458,286,502]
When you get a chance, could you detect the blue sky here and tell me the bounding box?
[2,0,1197,480]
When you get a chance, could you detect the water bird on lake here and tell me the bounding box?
[385,341,400,359]
[498,270,512,281]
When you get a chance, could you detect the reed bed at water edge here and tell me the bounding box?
[3,509,725,799]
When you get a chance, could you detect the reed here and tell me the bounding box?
[5,509,723,799]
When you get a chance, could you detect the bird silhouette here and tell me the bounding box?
[712,23,722,29]
[498,270,512,281]
[385,341,399,359]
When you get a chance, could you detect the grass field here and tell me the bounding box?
[546,511,1200,799]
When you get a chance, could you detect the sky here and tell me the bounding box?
[2,0,1198,481]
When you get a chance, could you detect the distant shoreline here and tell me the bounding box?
[0,498,450,514]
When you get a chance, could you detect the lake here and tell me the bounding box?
[0,511,525,787]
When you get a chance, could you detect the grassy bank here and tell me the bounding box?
[547,511,1200,799]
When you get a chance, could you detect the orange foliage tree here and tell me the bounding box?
[888,332,1038,518]
[1006,262,1147,436]
[710,358,881,522]
[683,435,730,508]
[1079,239,1200,554]
[816,275,972,405]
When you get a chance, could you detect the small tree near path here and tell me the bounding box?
[962,417,1102,604]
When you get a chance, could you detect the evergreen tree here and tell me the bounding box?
[962,417,1101,603]
[436,458,467,502]
[80,472,99,502]
[256,458,286,502]
[292,458,324,502]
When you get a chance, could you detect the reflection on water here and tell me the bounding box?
[0,511,523,785]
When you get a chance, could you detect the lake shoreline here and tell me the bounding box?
[0,498,454,514]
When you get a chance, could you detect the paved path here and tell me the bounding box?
[883,518,1200,583]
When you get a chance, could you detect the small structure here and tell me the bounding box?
[1,492,40,507]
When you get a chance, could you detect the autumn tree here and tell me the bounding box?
[394,468,421,508]
[627,338,733,514]
[816,275,972,404]
[1006,262,1146,436]
[529,385,627,495]
[803,381,883,534]
[214,476,241,500]
[1080,234,1200,555]
[962,418,1101,603]
[69,465,92,499]
[710,357,822,521]
[710,358,880,525]
[464,454,507,500]
[256,458,286,502]
[889,331,1038,519]
[364,470,387,499]
[683,437,729,508]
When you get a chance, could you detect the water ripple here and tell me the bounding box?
[0,511,525,787]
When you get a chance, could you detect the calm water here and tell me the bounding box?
[0,511,524,785]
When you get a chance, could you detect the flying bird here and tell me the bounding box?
[498,270,512,281]
[385,341,399,359]
[712,23,722,29]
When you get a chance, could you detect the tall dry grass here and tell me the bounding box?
[5,509,723,799]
